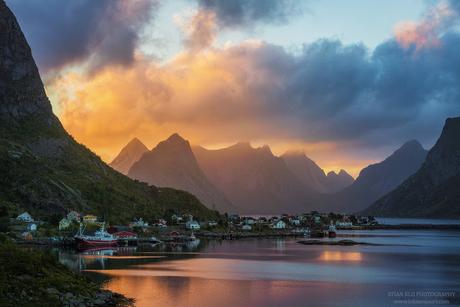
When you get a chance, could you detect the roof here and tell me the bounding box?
[113,231,137,238]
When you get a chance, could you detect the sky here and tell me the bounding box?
[6,0,460,177]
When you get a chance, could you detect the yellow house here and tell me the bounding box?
[83,214,97,224]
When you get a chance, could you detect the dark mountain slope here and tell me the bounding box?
[363,118,460,217]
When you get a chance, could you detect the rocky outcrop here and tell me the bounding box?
[0,1,54,122]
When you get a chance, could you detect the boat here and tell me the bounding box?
[74,223,118,249]
[149,236,161,244]
[328,224,337,238]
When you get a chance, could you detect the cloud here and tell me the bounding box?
[177,9,218,52]
[394,0,459,49]
[7,0,156,72]
[196,0,304,28]
[10,0,460,174]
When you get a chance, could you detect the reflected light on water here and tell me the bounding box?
[319,251,363,262]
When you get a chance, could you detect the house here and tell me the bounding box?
[130,218,149,228]
[208,221,218,227]
[17,212,33,222]
[241,224,252,231]
[83,215,97,224]
[257,217,267,223]
[270,220,286,229]
[185,220,200,230]
[314,216,321,224]
[26,223,37,232]
[242,217,256,225]
[336,221,353,228]
[290,219,301,226]
[67,211,81,222]
[172,214,183,223]
[59,218,71,230]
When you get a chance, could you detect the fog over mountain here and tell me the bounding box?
[281,151,354,193]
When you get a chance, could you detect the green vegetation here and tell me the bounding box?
[0,117,217,224]
[0,236,132,306]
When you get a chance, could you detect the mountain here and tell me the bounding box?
[363,118,460,217]
[324,140,428,213]
[110,138,148,175]
[193,143,314,214]
[0,1,215,223]
[128,134,236,213]
[281,151,354,193]
[325,170,355,193]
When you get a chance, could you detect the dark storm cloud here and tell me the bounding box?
[197,0,304,28]
[6,0,156,72]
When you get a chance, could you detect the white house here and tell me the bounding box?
[241,224,252,231]
[290,219,301,226]
[185,220,200,230]
[26,223,37,232]
[17,212,34,222]
[59,218,71,230]
[242,217,256,225]
[270,220,286,229]
[130,218,149,228]
[336,221,353,228]
[67,211,81,222]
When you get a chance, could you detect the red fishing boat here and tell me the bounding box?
[74,223,118,249]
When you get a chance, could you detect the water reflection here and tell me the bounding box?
[54,231,460,307]
[319,251,363,262]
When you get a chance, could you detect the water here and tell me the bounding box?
[376,217,460,225]
[56,229,460,307]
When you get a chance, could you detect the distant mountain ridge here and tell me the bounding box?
[110,138,148,175]
[193,142,315,214]
[320,140,428,213]
[363,118,460,218]
[128,134,236,213]
[281,151,354,193]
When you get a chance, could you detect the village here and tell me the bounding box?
[6,210,380,247]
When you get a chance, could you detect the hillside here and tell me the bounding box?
[0,1,216,223]
[363,118,460,217]
[128,134,236,213]
[193,143,315,214]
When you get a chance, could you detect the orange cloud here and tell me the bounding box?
[46,42,373,177]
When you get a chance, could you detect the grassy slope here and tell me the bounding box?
[0,237,132,306]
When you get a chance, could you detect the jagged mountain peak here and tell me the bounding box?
[155,133,191,152]
[110,137,149,175]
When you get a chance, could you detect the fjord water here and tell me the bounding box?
[57,229,460,307]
